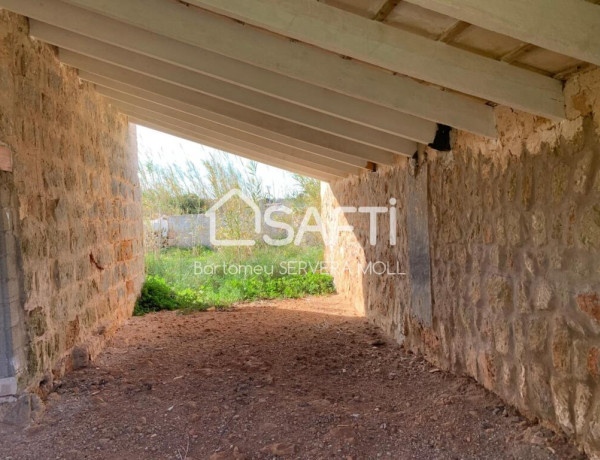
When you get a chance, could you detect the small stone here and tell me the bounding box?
[71,346,90,370]
[208,447,246,460]
[261,442,297,456]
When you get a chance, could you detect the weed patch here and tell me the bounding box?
[136,246,335,315]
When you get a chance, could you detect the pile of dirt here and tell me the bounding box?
[0,295,584,459]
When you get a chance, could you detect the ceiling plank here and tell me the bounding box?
[372,0,401,21]
[437,20,470,43]
[175,0,564,119]
[32,22,428,149]
[500,43,536,64]
[60,51,403,166]
[405,0,600,66]
[0,0,498,136]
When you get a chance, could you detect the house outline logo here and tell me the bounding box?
[205,189,261,246]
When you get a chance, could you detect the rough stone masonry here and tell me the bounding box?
[0,10,143,417]
[323,68,600,457]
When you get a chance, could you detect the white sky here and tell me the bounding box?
[135,125,305,198]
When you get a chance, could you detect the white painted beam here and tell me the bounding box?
[122,112,342,182]
[60,50,404,166]
[130,116,331,182]
[174,0,564,119]
[80,71,370,171]
[102,94,357,179]
[31,22,426,150]
[97,86,362,177]
[0,0,497,136]
[404,0,600,66]
[131,117,339,183]
[32,18,439,145]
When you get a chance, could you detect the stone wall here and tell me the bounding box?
[323,68,600,456]
[0,11,144,398]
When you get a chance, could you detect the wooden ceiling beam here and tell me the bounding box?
[61,50,402,165]
[123,113,345,182]
[76,71,372,170]
[0,0,498,136]
[177,0,564,119]
[97,87,362,176]
[405,0,600,66]
[31,21,429,150]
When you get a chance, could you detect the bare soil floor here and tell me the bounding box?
[0,296,585,459]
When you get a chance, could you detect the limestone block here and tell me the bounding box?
[485,275,513,314]
[528,318,548,353]
[527,362,553,418]
[550,377,574,435]
[551,319,572,374]
[575,383,593,435]
[533,279,554,311]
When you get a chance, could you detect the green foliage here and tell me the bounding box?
[291,174,321,211]
[134,275,208,316]
[205,272,335,303]
[169,193,209,215]
[136,246,335,315]
[138,155,206,218]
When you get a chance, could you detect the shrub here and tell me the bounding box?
[134,275,208,316]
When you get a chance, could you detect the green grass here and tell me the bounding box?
[134,245,335,315]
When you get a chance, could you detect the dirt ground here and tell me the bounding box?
[0,295,585,459]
